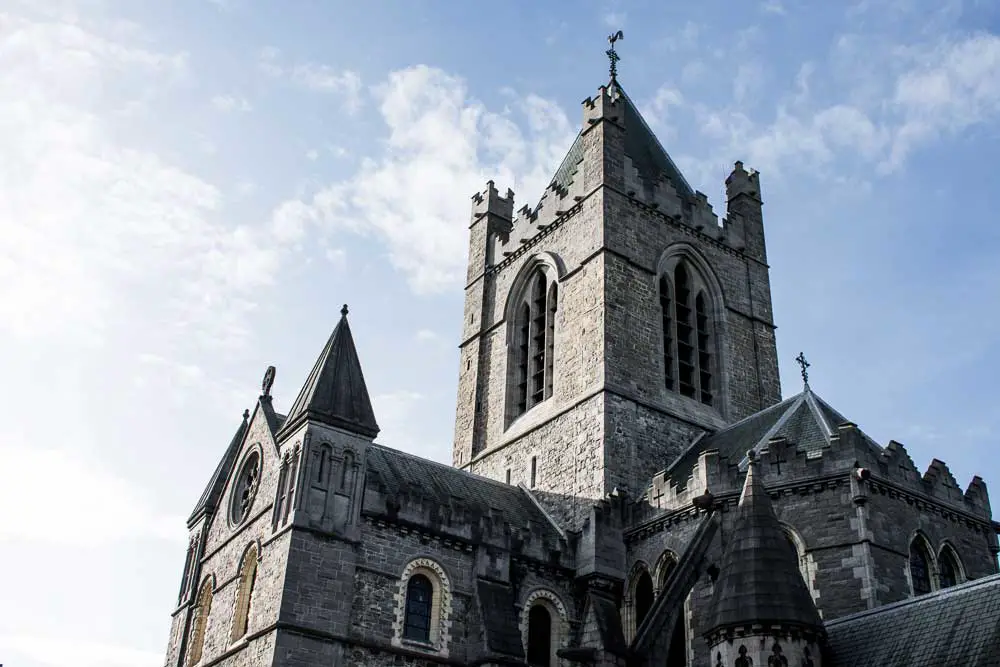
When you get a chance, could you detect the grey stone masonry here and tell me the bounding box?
[454,83,781,531]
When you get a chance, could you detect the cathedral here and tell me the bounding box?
[162,57,1000,667]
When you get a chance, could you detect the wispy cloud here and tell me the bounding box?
[266,65,576,293]
[259,47,363,112]
[210,94,252,113]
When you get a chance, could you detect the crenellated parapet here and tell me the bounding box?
[636,416,994,525]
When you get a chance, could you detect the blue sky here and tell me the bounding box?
[1,0,999,665]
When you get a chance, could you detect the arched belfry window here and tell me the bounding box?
[510,265,558,420]
[938,544,964,589]
[909,535,935,596]
[659,257,715,407]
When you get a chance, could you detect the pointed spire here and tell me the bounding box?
[279,305,380,440]
[704,450,823,638]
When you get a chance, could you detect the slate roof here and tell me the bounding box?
[663,387,882,489]
[618,86,694,199]
[549,83,693,200]
[825,573,1000,667]
[279,306,379,439]
[187,409,249,527]
[704,453,824,636]
[363,443,563,540]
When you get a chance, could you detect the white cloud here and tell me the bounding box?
[268,66,575,293]
[0,635,162,667]
[305,148,319,161]
[760,0,786,14]
[416,329,440,343]
[210,94,251,113]
[0,11,319,362]
[259,47,363,112]
[0,441,185,545]
[884,32,1000,170]
[603,11,627,29]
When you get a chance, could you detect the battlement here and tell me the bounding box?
[725,160,760,202]
[637,420,993,521]
[471,180,515,223]
[582,84,624,126]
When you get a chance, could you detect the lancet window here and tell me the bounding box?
[511,266,558,419]
[659,259,714,406]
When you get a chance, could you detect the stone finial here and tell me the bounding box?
[261,365,276,397]
[340,304,349,317]
[242,408,250,421]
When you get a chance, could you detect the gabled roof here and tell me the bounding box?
[187,409,249,527]
[663,386,881,489]
[279,306,379,440]
[704,453,824,636]
[618,85,694,199]
[548,82,693,201]
[363,444,563,542]
[825,573,1000,667]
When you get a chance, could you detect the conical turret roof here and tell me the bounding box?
[704,451,823,636]
[279,305,379,440]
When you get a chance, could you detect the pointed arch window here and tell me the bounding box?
[187,578,213,666]
[511,266,558,420]
[909,537,934,596]
[230,545,258,643]
[634,570,654,632]
[659,258,714,407]
[939,545,963,589]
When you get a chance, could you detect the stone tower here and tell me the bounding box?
[163,307,381,667]
[453,78,781,529]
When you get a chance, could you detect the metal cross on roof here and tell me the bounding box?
[606,30,624,83]
[795,352,810,387]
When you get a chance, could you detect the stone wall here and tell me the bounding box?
[164,404,292,667]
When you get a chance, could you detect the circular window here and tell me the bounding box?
[230,451,262,526]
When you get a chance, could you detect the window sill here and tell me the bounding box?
[400,638,438,652]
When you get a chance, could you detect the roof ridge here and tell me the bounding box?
[803,388,834,439]
[369,443,524,496]
[824,572,1000,627]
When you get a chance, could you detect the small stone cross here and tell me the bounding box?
[651,485,665,507]
[795,351,810,387]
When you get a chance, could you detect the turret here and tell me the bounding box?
[704,450,826,666]
[454,181,515,467]
[725,160,766,263]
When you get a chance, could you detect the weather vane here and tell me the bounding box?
[795,352,810,387]
[606,30,624,83]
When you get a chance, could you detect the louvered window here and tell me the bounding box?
[661,259,714,407]
[512,268,558,419]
